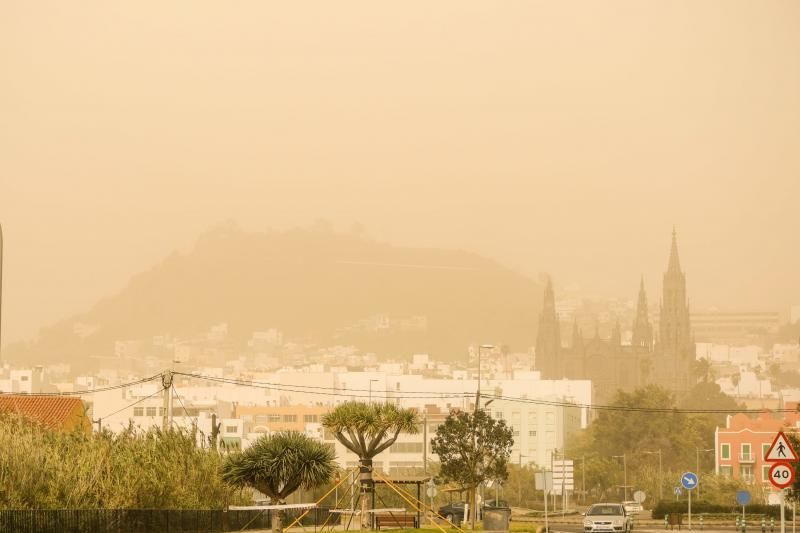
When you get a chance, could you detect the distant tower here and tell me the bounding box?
[659,229,693,391]
[571,319,583,350]
[611,320,621,346]
[535,277,561,378]
[631,277,653,351]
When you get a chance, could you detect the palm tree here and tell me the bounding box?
[322,402,419,530]
[222,431,336,532]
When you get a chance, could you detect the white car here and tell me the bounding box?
[622,501,643,514]
[583,503,633,533]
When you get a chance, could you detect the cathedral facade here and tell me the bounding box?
[534,231,694,404]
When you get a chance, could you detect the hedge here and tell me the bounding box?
[652,501,789,519]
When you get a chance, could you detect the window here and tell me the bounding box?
[21,375,29,381]
[146,407,157,417]
[389,442,423,454]
[495,411,504,420]
[762,465,771,482]
[159,407,165,416]
[529,430,537,437]
[741,465,754,482]
[741,443,752,461]
[721,444,731,460]
[719,465,733,478]
[268,414,280,423]
[283,414,297,423]
[225,425,238,433]
[513,430,520,437]
[304,414,318,423]
[255,415,268,424]
[762,443,771,460]
[133,407,144,417]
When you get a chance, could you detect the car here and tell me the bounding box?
[622,501,643,515]
[437,501,467,524]
[583,503,633,533]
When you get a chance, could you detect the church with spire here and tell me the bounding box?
[534,230,694,404]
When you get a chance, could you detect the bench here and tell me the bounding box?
[375,513,417,529]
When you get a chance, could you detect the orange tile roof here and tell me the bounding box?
[0,394,87,431]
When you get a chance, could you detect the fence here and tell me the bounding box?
[0,507,334,533]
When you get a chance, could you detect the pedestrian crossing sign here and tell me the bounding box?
[764,431,798,462]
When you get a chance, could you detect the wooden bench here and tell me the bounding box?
[374,513,417,530]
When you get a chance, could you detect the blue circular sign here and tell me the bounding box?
[681,472,699,490]
[736,490,752,506]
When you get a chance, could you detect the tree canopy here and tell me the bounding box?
[431,408,513,527]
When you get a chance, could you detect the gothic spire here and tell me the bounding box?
[632,277,653,351]
[667,226,681,274]
[535,276,561,378]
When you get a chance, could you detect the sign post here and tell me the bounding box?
[681,472,699,530]
[764,431,799,533]
[737,490,752,529]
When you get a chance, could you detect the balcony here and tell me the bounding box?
[739,453,755,463]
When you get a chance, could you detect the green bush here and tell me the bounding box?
[0,414,246,510]
[652,500,788,519]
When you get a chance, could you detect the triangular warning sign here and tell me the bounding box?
[764,431,798,462]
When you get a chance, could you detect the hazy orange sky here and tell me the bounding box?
[1,1,799,344]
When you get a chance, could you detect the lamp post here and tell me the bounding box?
[470,343,494,530]
[642,449,663,502]
[612,454,629,501]
[474,344,495,413]
[368,379,380,404]
[696,447,713,500]
[518,453,528,507]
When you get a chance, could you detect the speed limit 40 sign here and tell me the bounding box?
[769,462,795,489]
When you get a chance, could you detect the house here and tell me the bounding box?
[715,405,800,489]
[0,395,91,434]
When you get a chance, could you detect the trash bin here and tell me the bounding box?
[483,508,511,532]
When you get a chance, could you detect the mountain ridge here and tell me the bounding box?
[6,225,545,367]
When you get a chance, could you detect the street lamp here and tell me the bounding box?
[518,453,528,507]
[474,344,495,414]
[368,379,380,404]
[696,447,713,500]
[469,344,494,530]
[642,449,663,502]
[612,454,629,501]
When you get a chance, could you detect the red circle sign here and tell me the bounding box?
[769,462,795,489]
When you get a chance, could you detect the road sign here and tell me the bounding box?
[681,472,698,490]
[736,490,752,506]
[674,487,682,497]
[535,471,553,491]
[633,491,646,504]
[426,486,438,498]
[765,431,798,462]
[769,462,796,490]
[552,460,574,495]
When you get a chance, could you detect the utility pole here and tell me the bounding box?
[161,370,173,431]
[422,410,428,473]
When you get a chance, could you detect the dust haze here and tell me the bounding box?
[1,0,799,345]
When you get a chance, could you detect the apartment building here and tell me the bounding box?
[715,407,800,488]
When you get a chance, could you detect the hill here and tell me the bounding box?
[6,225,544,367]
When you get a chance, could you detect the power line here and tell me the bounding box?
[97,388,163,420]
[173,371,799,415]
[0,374,162,397]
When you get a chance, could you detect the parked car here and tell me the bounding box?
[438,501,467,524]
[622,501,643,514]
[583,503,633,533]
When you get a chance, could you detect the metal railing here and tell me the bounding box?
[0,507,334,533]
